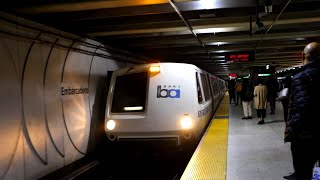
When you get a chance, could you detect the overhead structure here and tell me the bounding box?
[2,0,320,78]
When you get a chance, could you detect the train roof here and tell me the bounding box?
[114,62,223,81]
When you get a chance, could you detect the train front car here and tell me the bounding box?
[104,63,211,145]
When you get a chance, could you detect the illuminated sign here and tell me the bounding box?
[229,74,237,77]
[225,51,255,62]
[266,64,270,70]
[258,74,271,77]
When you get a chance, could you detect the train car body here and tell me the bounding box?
[104,63,226,145]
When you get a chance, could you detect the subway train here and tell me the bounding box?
[104,63,226,145]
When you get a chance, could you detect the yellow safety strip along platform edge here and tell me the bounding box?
[181,94,229,180]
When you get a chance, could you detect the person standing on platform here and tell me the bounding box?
[254,78,268,125]
[280,75,292,122]
[241,79,254,119]
[282,74,296,180]
[284,42,320,180]
[266,75,279,114]
[228,79,236,104]
[235,79,243,105]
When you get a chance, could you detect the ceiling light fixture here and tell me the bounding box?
[194,27,239,34]
[214,59,225,62]
[198,0,219,10]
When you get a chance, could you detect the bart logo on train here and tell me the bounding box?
[157,85,180,98]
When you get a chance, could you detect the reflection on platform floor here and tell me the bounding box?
[227,101,293,180]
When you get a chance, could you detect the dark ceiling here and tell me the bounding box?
[3,0,320,78]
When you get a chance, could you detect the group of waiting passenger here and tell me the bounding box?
[228,76,279,125]
[228,42,320,180]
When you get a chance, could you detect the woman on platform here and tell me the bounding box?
[254,78,268,124]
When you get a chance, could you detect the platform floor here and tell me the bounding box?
[227,101,293,180]
[182,95,294,180]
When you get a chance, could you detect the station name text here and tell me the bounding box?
[61,86,89,96]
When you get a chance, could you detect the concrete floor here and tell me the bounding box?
[227,101,294,180]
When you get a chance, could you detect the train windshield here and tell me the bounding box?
[111,72,148,113]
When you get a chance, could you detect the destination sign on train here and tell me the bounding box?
[225,51,255,62]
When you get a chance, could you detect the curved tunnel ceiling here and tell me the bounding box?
[2,0,320,78]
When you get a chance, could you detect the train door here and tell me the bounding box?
[197,71,213,129]
[207,74,215,114]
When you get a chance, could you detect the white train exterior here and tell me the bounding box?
[104,63,226,145]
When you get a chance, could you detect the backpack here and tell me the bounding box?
[236,83,242,92]
[245,87,254,100]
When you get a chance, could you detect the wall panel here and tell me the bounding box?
[0,12,141,179]
[0,37,24,180]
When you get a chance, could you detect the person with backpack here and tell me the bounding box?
[240,79,254,119]
[235,79,243,105]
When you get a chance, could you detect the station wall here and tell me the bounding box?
[0,12,137,179]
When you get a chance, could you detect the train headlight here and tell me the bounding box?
[180,114,192,129]
[106,120,116,130]
[149,65,160,73]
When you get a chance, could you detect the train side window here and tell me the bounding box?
[200,73,210,102]
[196,72,203,103]
[212,81,218,96]
[206,74,213,99]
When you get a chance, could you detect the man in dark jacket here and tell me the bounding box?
[240,79,254,119]
[228,79,236,104]
[267,76,279,114]
[281,75,292,122]
[285,42,320,180]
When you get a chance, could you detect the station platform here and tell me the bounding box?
[181,94,294,180]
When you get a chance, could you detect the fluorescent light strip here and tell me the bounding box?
[206,42,229,46]
[124,106,143,111]
[258,74,271,77]
[214,60,225,62]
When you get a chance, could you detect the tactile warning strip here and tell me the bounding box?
[181,95,229,180]
[215,93,230,117]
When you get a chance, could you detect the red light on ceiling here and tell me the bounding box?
[229,54,249,62]
[225,51,255,62]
